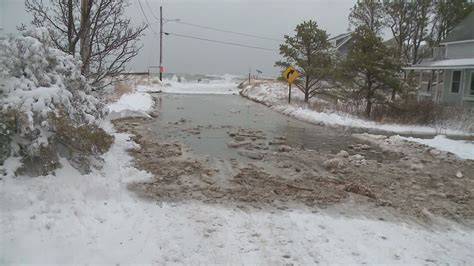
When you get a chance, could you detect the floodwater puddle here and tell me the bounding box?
[148,93,393,161]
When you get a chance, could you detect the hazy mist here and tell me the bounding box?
[0,0,356,76]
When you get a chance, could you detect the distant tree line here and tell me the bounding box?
[277,0,473,117]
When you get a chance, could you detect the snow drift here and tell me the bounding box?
[107,92,154,120]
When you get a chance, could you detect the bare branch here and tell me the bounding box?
[24,0,147,88]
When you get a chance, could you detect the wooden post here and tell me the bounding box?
[248,72,251,84]
[288,83,292,104]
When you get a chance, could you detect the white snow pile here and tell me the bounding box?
[398,135,474,160]
[0,28,105,169]
[241,82,472,136]
[107,92,154,120]
[137,74,240,95]
[1,124,473,264]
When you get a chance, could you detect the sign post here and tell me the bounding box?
[282,66,299,104]
[288,83,292,104]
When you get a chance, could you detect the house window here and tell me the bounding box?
[470,72,474,96]
[451,70,461,93]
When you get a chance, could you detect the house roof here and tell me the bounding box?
[441,11,474,44]
[329,32,351,41]
[403,58,474,70]
[384,37,397,47]
[329,32,352,53]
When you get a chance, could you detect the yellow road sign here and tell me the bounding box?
[282,66,299,84]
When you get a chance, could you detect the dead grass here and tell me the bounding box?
[107,74,162,102]
[111,81,133,101]
[304,97,474,134]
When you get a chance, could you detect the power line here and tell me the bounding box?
[138,0,157,35]
[145,0,160,21]
[164,32,278,51]
[174,20,283,42]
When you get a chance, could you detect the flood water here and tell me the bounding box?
[149,93,376,161]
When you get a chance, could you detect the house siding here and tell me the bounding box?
[445,42,474,59]
[464,100,474,108]
[442,69,464,105]
[338,39,352,57]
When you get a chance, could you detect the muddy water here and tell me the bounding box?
[149,93,382,161]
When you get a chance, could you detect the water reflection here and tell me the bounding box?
[150,93,359,159]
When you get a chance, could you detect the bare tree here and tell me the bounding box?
[410,0,432,65]
[383,2,414,63]
[430,0,473,45]
[25,0,147,86]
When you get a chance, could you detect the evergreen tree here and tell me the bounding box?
[276,20,332,102]
[341,26,401,118]
[349,0,384,34]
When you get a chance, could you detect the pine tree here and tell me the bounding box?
[349,0,384,34]
[276,20,332,102]
[341,26,401,118]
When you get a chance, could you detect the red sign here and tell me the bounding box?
[160,65,164,73]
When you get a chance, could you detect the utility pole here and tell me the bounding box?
[159,6,163,81]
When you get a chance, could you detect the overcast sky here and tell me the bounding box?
[0,0,356,76]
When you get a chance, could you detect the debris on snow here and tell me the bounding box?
[336,150,350,158]
[324,158,345,169]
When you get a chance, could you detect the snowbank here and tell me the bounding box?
[107,92,154,119]
[241,82,471,136]
[279,105,468,135]
[398,135,474,160]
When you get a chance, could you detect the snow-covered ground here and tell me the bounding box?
[107,92,154,119]
[2,157,473,265]
[241,81,474,160]
[241,82,472,136]
[108,92,154,113]
[2,81,474,264]
[398,135,474,160]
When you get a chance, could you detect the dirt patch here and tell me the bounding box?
[114,114,474,225]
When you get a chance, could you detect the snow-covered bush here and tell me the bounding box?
[0,28,111,175]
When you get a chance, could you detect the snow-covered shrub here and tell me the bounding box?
[0,110,15,164]
[0,28,111,175]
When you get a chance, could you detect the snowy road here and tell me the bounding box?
[1,78,474,264]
